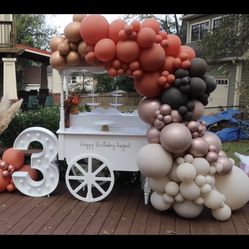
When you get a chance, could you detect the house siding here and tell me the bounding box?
[208,62,236,106]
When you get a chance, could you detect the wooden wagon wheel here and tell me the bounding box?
[65,154,115,202]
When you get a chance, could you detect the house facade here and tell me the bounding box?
[181,14,249,111]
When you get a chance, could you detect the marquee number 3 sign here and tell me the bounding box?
[12,127,60,197]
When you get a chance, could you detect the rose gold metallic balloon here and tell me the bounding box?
[192,100,205,121]
[171,110,183,123]
[216,156,233,175]
[188,137,209,157]
[218,150,227,157]
[154,119,165,130]
[160,123,192,153]
[138,97,161,124]
[147,127,161,143]
[206,151,218,163]
[164,115,172,124]
[187,121,198,132]
[157,114,163,121]
[160,104,171,115]
[203,132,222,153]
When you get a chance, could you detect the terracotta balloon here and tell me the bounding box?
[64,22,82,43]
[18,164,38,181]
[142,18,160,34]
[192,100,205,120]
[80,15,109,45]
[116,40,140,63]
[203,132,222,153]
[178,45,196,60]
[160,123,192,153]
[2,148,25,170]
[131,20,141,32]
[137,97,161,124]
[108,19,126,43]
[137,27,156,48]
[161,56,175,73]
[49,36,65,52]
[139,44,165,72]
[164,34,181,57]
[134,72,163,97]
[50,51,67,70]
[188,137,209,157]
[94,38,116,62]
[73,14,86,23]
[0,169,11,192]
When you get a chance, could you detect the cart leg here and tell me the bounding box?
[144,177,151,205]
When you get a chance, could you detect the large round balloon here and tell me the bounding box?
[2,148,25,170]
[150,191,171,211]
[189,58,208,77]
[142,18,160,33]
[173,200,203,218]
[137,144,173,178]
[108,19,126,43]
[137,97,161,124]
[134,72,163,97]
[164,34,181,57]
[203,132,222,153]
[160,123,192,153]
[137,27,156,48]
[80,15,109,45]
[94,38,116,62]
[178,45,196,61]
[64,22,82,43]
[215,166,249,210]
[116,40,140,63]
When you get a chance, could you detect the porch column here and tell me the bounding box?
[2,58,17,99]
[233,61,242,107]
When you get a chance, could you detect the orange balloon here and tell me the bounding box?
[7,183,15,192]
[108,67,118,77]
[80,15,109,45]
[167,74,175,84]
[134,72,163,97]
[94,38,116,62]
[139,44,165,72]
[108,19,126,43]
[181,60,191,69]
[18,165,38,181]
[142,18,160,34]
[137,27,156,48]
[178,45,196,60]
[131,20,141,32]
[129,61,140,71]
[116,40,140,63]
[159,31,168,39]
[155,35,163,43]
[158,76,167,86]
[118,30,128,40]
[112,59,122,69]
[2,148,25,170]
[161,56,175,73]
[133,69,143,79]
[164,34,181,57]
[0,169,11,192]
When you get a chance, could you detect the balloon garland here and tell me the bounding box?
[49,14,249,221]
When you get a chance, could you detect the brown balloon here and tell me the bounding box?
[66,51,81,66]
[137,97,161,125]
[147,127,161,143]
[188,137,209,157]
[49,36,65,52]
[73,14,87,22]
[78,41,88,57]
[64,22,82,43]
[50,51,66,70]
[58,40,70,55]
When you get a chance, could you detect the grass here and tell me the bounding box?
[222,141,249,165]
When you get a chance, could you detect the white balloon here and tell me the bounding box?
[195,197,204,205]
[204,189,225,209]
[209,166,216,175]
[168,161,181,182]
[149,176,170,194]
[211,204,231,221]
[192,158,210,175]
[150,191,172,211]
[176,157,184,165]
[195,175,206,186]
[173,200,204,218]
[176,163,197,182]
[200,184,212,194]
[165,181,179,196]
[163,193,174,204]
[215,166,249,210]
[180,181,201,200]
[137,144,173,178]
[184,154,194,163]
[175,193,184,202]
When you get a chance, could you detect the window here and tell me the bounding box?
[191,21,209,41]
[213,18,222,30]
[216,79,228,85]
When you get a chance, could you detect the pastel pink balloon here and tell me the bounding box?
[187,121,199,132]
[138,97,161,124]
[164,115,172,124]
[160,104,171,115]
[188,137,209,157]
[147,127,161,143]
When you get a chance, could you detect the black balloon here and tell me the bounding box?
[203,74,217,93]
[186,100,195,111]
[161,87,189,109]
[184,111,194,121]
[189,58,207,77]
[175,69,189,78]
[175,78,182,87]
[178,105,188,115]
[189,77,206,96]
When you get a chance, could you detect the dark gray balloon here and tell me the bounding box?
[178,106,188,115]
[203,74,217,93]
[175,69,189,78]
[161,87,189,109]
[189,77,206,96]
[189,58,207,77]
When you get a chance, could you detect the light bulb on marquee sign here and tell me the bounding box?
[12,127,60,197]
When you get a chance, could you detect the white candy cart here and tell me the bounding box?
[57,67,148,202]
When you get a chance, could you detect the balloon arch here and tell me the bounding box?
[49,14,249,221]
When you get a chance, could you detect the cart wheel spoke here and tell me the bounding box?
[74,162,87,175]
[68,175,85,181]
[93,163,106,176]
[88,157,92,173]
[72,181,87,194]
[92,182,106,195]
[86,184,93,200]
[94,176,112,182]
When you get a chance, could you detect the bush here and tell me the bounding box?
[0,106,60,148]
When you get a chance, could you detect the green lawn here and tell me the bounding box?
[222,141,249,165]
